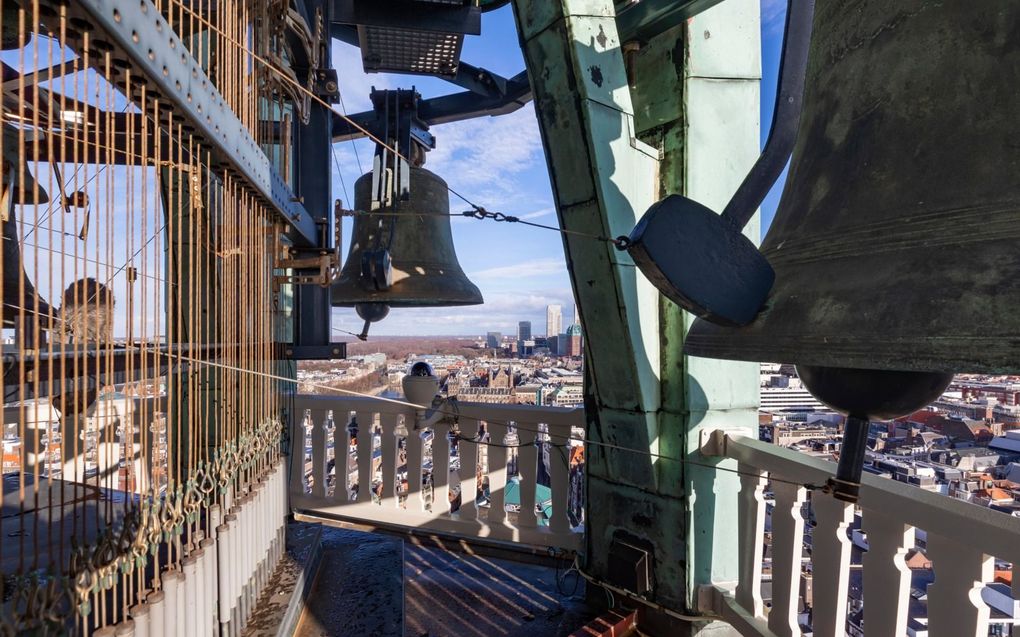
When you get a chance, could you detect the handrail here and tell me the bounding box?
[706,429,1020,551]
[288,394,585,551]
[700,428,1020,637]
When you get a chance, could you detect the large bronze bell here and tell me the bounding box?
[686,1,1020,376]
[331,166,483,322]
[682,2,1019,501]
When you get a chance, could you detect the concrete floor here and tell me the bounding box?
[402,543,593,637]
[284,522,593,637]
[294,528,404,637]
[240,520,594,637]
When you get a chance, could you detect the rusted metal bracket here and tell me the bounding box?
[272,221,340,287]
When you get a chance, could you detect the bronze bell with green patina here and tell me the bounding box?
[685,0,1020,378]
[682,1,1019,501]
[331,166,483,326]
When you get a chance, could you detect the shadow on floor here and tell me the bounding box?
[403,543,592,637]
[290,523,594,637]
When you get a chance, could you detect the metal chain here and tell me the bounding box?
[336,205,633,249]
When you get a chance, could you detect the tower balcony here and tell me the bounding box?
[282,398,1020,637]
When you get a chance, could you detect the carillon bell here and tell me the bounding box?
[331,166,483,328]
[650,2,1018,501]
[685,1,1020,377]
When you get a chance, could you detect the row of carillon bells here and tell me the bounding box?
[628,2,1020,501]
[331,166,482,329]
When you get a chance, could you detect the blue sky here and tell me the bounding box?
[331,1,788,338]
[2,1,783,342]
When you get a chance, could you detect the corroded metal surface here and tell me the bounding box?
[686,1,1020,374]
[331,167,483,309]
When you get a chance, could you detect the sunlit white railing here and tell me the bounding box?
[699,429,1020,637]
[289,395,585,550]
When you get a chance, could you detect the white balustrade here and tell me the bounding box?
[5,396,169,494]
[290,395,584,550]
[699,429,1020,637]
[768,481,806,637]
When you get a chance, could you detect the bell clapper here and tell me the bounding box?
[797,365,954,505]
[355,320,371,341]
[353,302,390,341]
[827,414,869,503]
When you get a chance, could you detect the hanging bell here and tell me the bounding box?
[331,166,483,322]
[1,130,54,332]
[683,2,1018,501]
[685,1,1020,378]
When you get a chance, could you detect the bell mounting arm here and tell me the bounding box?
[721,0,814,229]
[625,0,814,327]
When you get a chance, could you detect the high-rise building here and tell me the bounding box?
[518,321,531,342]
[565,323,583,357]
[486,332,502,348]
[546,304,562,337]
[572,304,580,327]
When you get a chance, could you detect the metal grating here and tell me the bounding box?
[359,25,465,76]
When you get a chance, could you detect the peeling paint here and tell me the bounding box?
[671,38,685,80]
[589,65,604,87]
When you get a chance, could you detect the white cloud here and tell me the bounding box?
[332,42,390,114]
[516,207,556,221]
[327,46,547,214]
[761,0,786,38]
[470,257,566,280]
[424,105,544,204]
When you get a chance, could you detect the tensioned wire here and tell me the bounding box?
[158,0,631,250]
[142,347,826,491]
[149,17,801,486]
[2,4,281,624]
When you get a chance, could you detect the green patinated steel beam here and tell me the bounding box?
[673,2,761,606]
[615,0,726,45]
[512,0,677,610]
[632,0,762,620]
[514,0,761,629]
